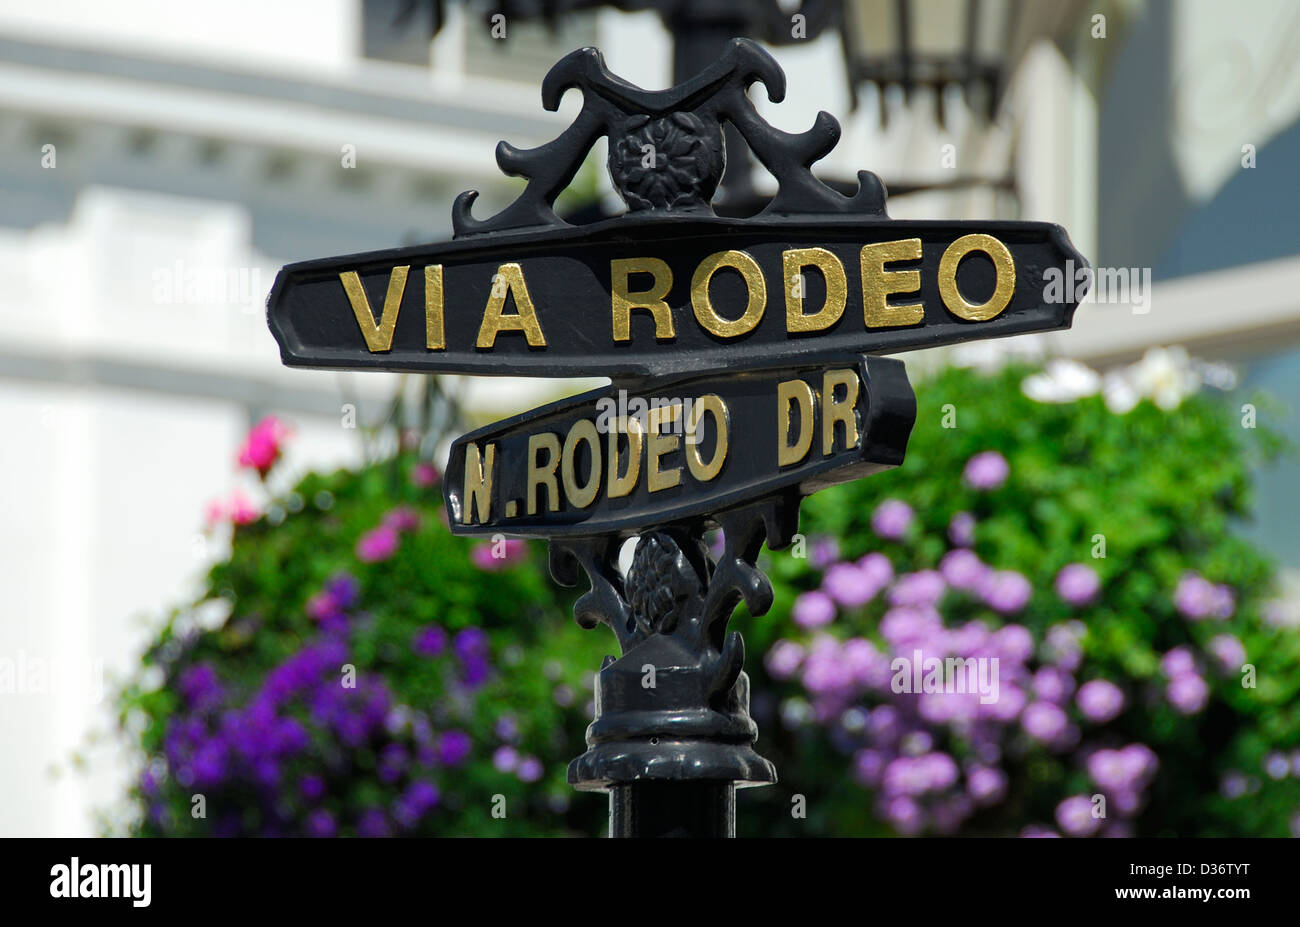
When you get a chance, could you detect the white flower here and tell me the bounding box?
[1129,346,1200,410]
[1102,369,1141,414]
[1022,358,1102,403]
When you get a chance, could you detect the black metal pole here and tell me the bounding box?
[610,782,735,838]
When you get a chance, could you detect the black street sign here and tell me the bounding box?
[268,218,1084,380]
[444,355,915,538]
[268,36,1093,836]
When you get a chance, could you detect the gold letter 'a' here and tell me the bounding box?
[340,266,410,352]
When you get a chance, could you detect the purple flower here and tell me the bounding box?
[306,809,337,838]
[857,552,895,588]
[300,774,326,802]
[177,663,224,711]
[888,570,947,608]
[1055,563,1100,607]
[1264,752,1290,780]
[406,780,441,813]
[356,524,399,563]
[1160,647,1196,678]
[1021,826,1060,838]
[1032,666,1075,704]
[871,499,914,541]
[493,745,519,773]
[461,655,491,688]
[437,730,472,767]
[980,570,1032,613]
[454,627,489,661]
[948,511,976,547]
[809,536,840,569]
[517,756,544,783]
[992,624,1034,663]
[1174,572,1234,620]
[792,590,836,628]
[966,766,1007,806]
[884,795,924,835]
[852,749,885,786]
[494,715,519,742]
[413,625,448,657]
[324,572,360,610]
[411,462,440,487]
[357,808,390,838]
[939,548,987,592]
[1166,673,1209,715]
[1207,634,1245,675]
[1055,794,1101,837]
[963,451,1009,490]
[378,743,409,785]
[765,640,805,679]
[1022,701,1068,743]
[1087,744,1157,793]
[1076,679,1124,723]
[821,564,878,609]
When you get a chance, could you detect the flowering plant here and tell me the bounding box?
[117,442,610,837]
[745,359,1298,837]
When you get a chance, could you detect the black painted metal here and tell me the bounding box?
[611,782,735,838]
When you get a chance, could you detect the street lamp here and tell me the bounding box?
[842,0,1015,124]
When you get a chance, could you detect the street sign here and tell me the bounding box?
[267,35,1092,835]
[268,219,1083,380]
[444,355,915,538]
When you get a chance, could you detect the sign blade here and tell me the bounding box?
[268,216,1088,380]
[444,355,916,538]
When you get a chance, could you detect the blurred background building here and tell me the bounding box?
[0,0,1296,836]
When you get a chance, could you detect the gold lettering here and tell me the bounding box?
[526,433,561,514]
[462,441,495,525]
[685,394,729,482]
[425,265,444,350]
[341,266,409,352]
[777,379,815,466]
[691,250,766,338]
[861,239,923,328]
[938,233,1016,321]
[822,368,860,455]
[784,247,847,333]
[611,257,675,341]
[562,419,603,509]
[478,262,547,348]
[607,416,644,499]
[647,404,683,493]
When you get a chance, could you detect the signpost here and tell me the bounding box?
[267,37,1088,837]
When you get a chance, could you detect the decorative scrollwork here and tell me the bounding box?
[453,37,888,238]
[549,494,801,790]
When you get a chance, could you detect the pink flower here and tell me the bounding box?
[411,463,441,487]
[237,416,292,478]
[1160,646,1197,678]
[765,640,805,679]
[205,489,259,527]
[962,451,1009,490]
[888,570,946,608]
[470,538,527,570]
[382,506,420,533]
[356,524,399,563]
